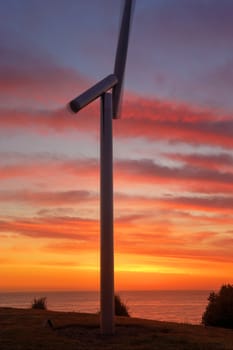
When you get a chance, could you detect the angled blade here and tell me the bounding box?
[69,74,117,113]
[112,0,135,119]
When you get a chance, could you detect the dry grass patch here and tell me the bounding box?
[0,307,232,350]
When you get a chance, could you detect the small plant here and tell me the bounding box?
[115,294,130,317]
[31,297,47,310]
[202,284,233,329]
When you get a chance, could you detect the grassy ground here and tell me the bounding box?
[0,307,233,350]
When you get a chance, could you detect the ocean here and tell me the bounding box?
[0,290,210,325]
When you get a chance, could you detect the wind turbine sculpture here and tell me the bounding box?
[68,0,135,335]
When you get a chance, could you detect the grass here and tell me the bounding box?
[31,297,47,310]
[0,307,233,350]
[115,294,130,317]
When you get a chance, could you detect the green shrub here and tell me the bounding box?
[115,294,130,317]
[202,284,233,329]
[31,297,47,310]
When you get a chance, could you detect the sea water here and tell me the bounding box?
[0,290,210,325]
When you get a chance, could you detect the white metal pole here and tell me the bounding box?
[100,92,115,335]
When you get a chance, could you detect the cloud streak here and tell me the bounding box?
[165,152,233,172]
[0,216,98,241]
[1,155,232,194]
[0,189,95,206]
[1,77,233,149]
[0,214,231,264]
[0,44,89,108]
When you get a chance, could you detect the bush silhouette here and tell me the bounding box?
[202,284,233,329]
[115,294,130,317]
[31,297,47,310]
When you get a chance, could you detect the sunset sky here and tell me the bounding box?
[0,0,233,292]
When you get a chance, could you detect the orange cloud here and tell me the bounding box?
[115,159,233,194]
[0,216,98,240]
[0,189,96,206]
[1,156,232,194]
[0,96,232,149]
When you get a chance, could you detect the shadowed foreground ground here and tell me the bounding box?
[0,307,233,350]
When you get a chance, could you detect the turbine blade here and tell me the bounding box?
[113,0,135,119]
[69,75,118,113]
